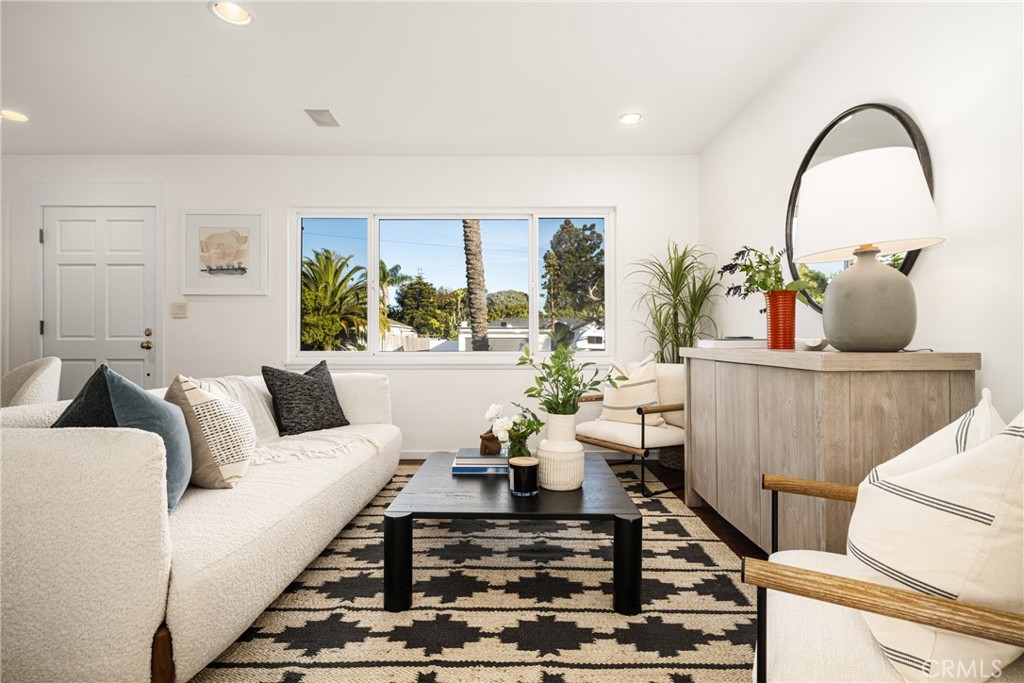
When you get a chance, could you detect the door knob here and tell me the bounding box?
[144,327,153,337]
[141,340,154,350]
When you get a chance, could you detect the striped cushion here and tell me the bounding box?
[846,409,1023,682]
[874,388,1005,480]
[598,354,663,426]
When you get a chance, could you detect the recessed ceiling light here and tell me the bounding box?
[618,113,644,126]
[1,110,29,122]
[209,2,252,26]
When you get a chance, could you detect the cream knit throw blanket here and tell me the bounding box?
[199,375,381,465]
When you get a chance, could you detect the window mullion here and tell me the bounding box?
[528,213,540,353]
[367,214,380,356]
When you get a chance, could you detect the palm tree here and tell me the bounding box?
[301,250,368,350]
[379,261,412,333]
[462,219,489,351]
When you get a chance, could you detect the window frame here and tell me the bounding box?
[287,207,615,368]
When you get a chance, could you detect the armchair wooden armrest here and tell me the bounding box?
[579,394,603,403]
[742,557,1024,648]
[639,402,684,415]
[762,474,858,503]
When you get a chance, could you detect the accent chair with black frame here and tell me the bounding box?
[575,361,686,496]
[742,474,1024,683]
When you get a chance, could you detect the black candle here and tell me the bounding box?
[508,456,539,497]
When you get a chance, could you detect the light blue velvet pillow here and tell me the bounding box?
[53,365,191,509]
[102,368,192,510]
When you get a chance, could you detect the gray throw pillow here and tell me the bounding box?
[52,365,192,510]
[261,361,349,436]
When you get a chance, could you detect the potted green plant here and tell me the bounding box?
[517,343,613,415]
[517,342,617,490]
[632,241,720,362]
[718,245,810,350]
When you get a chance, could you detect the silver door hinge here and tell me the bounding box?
[39,320,44,335]
[39,229,44,244]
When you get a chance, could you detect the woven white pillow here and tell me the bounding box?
[598,354,664,426]
[847,412,1023,682]
[165,375,257,489]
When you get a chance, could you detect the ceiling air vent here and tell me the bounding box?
[304,109,341,128]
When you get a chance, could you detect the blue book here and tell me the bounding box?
[451,465,509,475]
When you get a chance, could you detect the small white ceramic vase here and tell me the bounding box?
[537,412,585,490]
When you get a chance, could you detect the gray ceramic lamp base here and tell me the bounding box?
[823,248,916,352]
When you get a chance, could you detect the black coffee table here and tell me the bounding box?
[384,452,642,615]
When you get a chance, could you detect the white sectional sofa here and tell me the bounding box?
[1,372,401,683]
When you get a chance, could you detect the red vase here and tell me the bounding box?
[765,290,797,350]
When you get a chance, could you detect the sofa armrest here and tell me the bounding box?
[1,428,172,682]
[331,372,392,425]
[0,400,71,428]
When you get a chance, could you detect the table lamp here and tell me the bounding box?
[793,146,943,352]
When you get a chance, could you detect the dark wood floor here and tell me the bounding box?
[645,459,768,561]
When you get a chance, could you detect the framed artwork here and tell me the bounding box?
[181,210,268,295]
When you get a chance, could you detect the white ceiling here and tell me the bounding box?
[1,1,847,156]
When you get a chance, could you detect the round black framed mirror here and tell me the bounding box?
[785,103,933,312]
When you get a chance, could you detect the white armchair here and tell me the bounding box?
[743,475,1024,682]
[1,357,61,407]
[575,362,686,496]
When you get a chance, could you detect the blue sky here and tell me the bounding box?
[301,217,604,306]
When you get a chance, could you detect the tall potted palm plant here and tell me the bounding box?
[632,242,720,362]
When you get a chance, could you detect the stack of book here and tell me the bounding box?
[452,448,508,474]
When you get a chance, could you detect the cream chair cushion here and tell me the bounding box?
[762,550,1024,682]
[654,362,685,428]
[576,418,684,449]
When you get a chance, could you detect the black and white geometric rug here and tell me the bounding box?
[196,464,756,683]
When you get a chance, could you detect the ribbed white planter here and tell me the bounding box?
[537,412,585,491]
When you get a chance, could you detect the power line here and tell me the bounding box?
[301,231,531,254]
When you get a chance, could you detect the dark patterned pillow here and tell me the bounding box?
[261,361,349,436]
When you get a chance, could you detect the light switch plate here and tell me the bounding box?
[171,302,189,319]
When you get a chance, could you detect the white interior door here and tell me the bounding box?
[43,206,158,399]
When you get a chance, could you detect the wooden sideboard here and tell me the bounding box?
[677,348,980,553]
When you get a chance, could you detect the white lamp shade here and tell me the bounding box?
[793,146,943,263]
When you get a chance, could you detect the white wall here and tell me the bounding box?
[1,154,699,453]
[700,2,1023,417]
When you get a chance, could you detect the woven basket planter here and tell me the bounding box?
[658,446,685,471]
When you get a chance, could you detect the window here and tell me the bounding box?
[290,210,612,362]
[538,217,606,352]
[299,217,369,352]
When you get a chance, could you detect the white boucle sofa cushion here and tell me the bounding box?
[165,423,401,682]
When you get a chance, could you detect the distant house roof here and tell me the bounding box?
[386,318,414,331]
[485,317,600,331]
